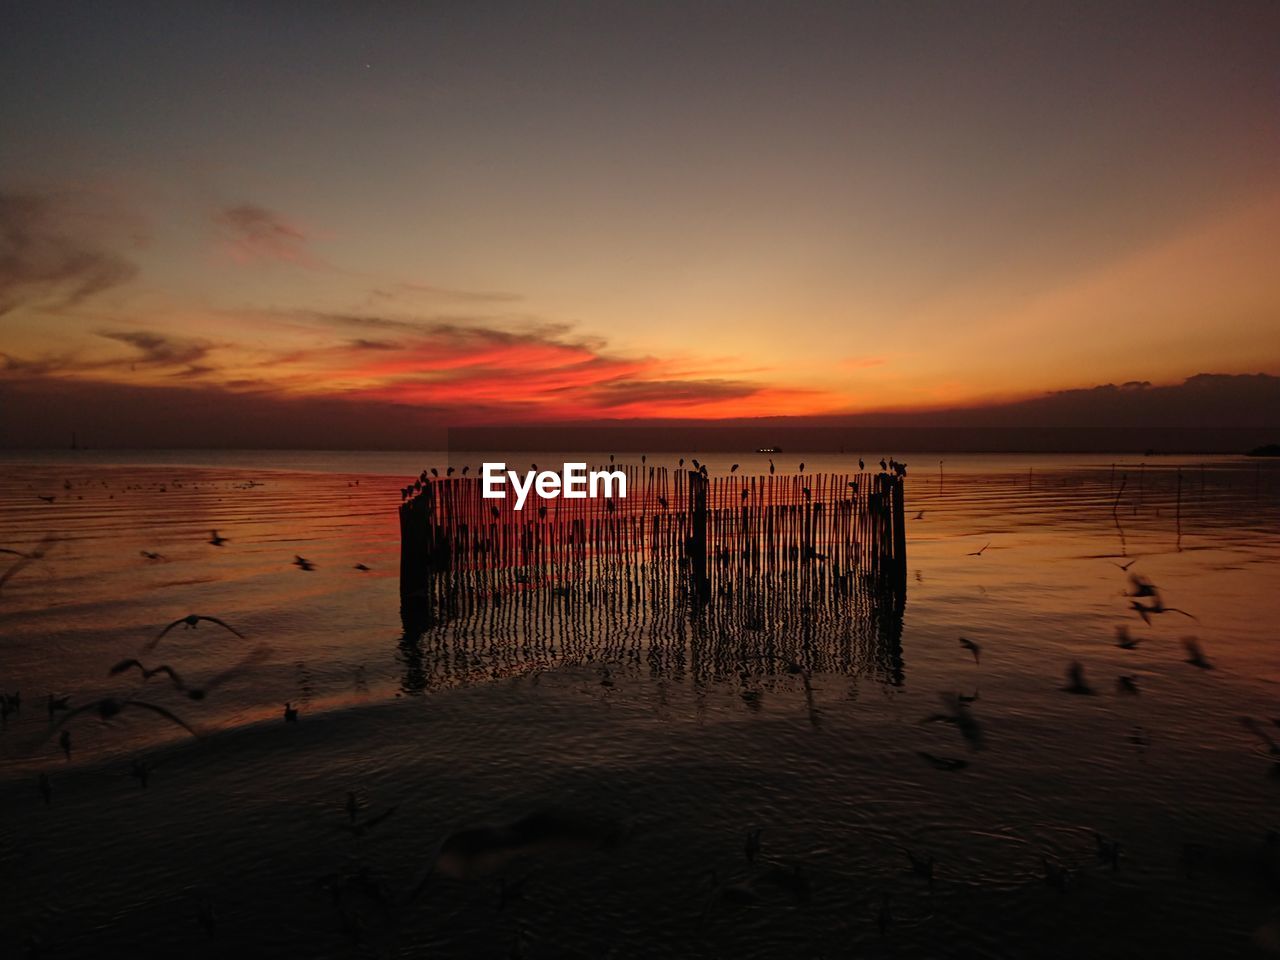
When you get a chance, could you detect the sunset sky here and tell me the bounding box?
[2,1,1278,441]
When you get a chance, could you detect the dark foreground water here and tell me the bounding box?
[1,451,1278,958]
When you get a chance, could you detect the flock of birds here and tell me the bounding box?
[4,459,1279,957]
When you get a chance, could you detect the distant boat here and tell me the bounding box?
[756,447,782,454]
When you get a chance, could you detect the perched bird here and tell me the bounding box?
[129,758,152,788]
[147,614,245,650]
[54,698,197,736]
[1182,636,1213,669]
[1094,832,1122,871]
[798,462,805,473]
[339,804,398,838]
[1063,661,1095,695]
[208,530,228,547]
[903,849,935,889]
[958,637,981,664]
[1042,856,1071,891]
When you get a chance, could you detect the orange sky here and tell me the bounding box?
[2,3,1278,431]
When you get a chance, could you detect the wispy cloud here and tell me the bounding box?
[0,191,137,316]
[215,204,320,267]
[97,330,211,366]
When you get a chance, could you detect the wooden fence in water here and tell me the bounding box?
[398,464,906,609]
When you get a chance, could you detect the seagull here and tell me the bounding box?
[914,510,925,520]
[338,805,398,838]
[1094,832,1122,871]
[967,542,991,557]
[1126,573,1158,598]
[208,530,228,547]
[1062,661,1095,695]
[354,563,370,571]
[53,697,197,735]
[129,758,152,788]
[140,550,166,561]
[1116,675,1140,694]
[916,751,968,771]
[147,614,245,650]
[1110,558,1138,571]
[108,658,184,684]
[293,555,315,571]
[1131,597,1198,623]
[903,849,934,889]
[958,637,981,664]
[921,693,984,750]
[1182,636,1213,669]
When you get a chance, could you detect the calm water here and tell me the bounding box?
[1,450,1278,958]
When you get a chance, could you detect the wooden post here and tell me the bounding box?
[891,474,907,601]
[687,470,710,605]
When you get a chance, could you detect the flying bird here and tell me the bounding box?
[53,698,198,736]
[1182,636,1213,669]
[208,529,228,547]
[958,637,981,664]
[293,555,315,571]
[967,542,991,557]
[147,614,245,651]
[1110,558,1138,571]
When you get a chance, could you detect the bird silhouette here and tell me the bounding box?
[54,697,197,735]
[967,542,991,557]
[293,555,315,571]
[284,702,299,722]
[1062,661,1095,695]
[146,614,245,650]
[1182,636,1213,669]
[730,464,740,473]
[916,751,968,771]
[903,849,934,888]
[1115,625,1140,649]
[958,637,981,664]
[354,563,370,571]
[208,529,228,546]
[1110,558,1138,571]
